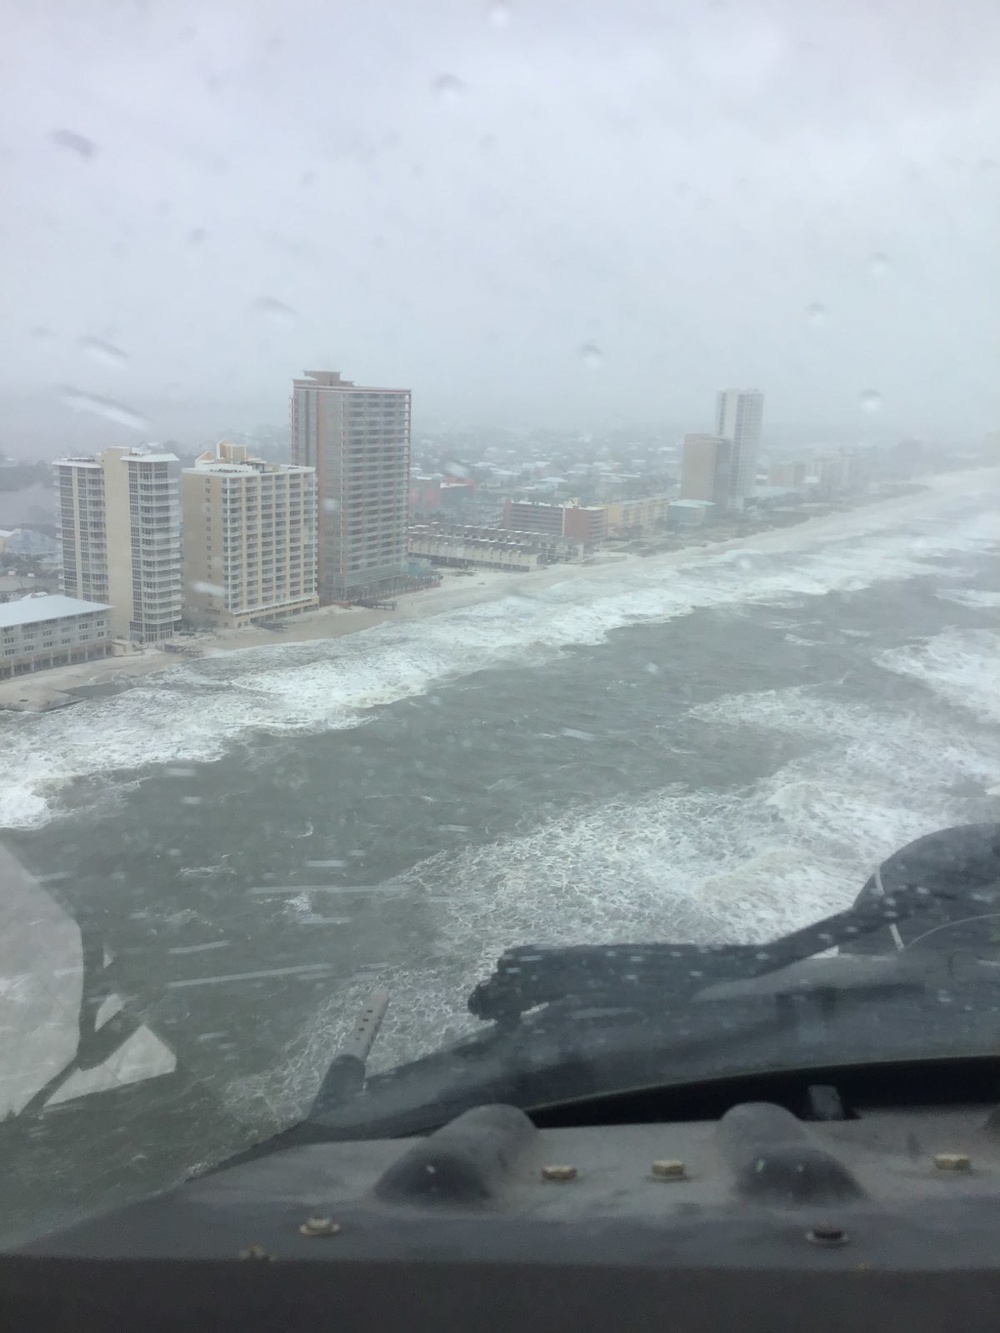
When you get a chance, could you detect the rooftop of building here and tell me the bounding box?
[184,459,315,476]
[116,447,180,463]
[0,593,112,629]
[293,370,410,393]
[508,499,605,511]
[54,446,179,466]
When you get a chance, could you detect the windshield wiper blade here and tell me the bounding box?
[467,886,932,1027]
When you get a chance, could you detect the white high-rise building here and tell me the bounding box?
[714,389,764,508]
[55,447,183,643]
[54,455,109,605]
[290,371,411,603]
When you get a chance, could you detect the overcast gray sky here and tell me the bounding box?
[2,0,998,451]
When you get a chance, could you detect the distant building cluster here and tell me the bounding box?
[765,451,869,493]
[1,370,914,684]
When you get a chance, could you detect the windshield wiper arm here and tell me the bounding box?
[467,886,931,1027]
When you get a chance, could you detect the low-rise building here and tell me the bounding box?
[3,528,59,560]
[0,593,112,680]
[503,499,607,543]
[411,521,576,560]
[604,494,672,538]
[668,499,711,529]
[408,526,545,572]
[767,460,808,489]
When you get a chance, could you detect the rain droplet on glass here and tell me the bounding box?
[189,228,208,245]
[867,251,890,279]
[253,296,296,324]
[488,0,511,26]
[860,389,883,415]
[78,336,129,369]
[58,386,149,431]
[432,73,466,105]
[323,497,340,513]
[805,302,828,327]
[579,343,603,370]
[51,129,97,158]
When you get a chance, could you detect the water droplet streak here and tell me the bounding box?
[78,336,129,368]
[805,302,827,327]
[58,387,149,430]
[579,343,603,370]
[253,296,296,324]
[432,74,466,105]
[860,389,882,415]
[51,129,97,158]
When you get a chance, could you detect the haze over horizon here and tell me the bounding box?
[2,0,998,456]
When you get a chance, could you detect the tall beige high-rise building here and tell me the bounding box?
[55,446,182,642]
[680,434,733,508]
[715,389,764,507]
[181,441,318,629]
[290,370,411,603]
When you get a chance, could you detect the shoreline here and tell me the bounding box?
[1,467,996,711]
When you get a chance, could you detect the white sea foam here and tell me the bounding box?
[225,685,1000,1120]
[936,589,1000,609]
[877,628,1000,726]
[0,490,996,831]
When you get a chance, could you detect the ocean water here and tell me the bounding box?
[1,475,999,1240]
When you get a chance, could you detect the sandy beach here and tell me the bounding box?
[0,467,994,711]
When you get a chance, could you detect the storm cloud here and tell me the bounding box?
[1,0,998,448]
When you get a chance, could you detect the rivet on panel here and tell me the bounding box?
[805,1225,849,1247]
[299,1216,342,1237]
[933,1152,971,1172]
[651,1159,686,1180]
[239,1243,273,1260]
[541,1164,578,1182]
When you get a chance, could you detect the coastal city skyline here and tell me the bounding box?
[4,356,992,687]
[9,374,777,657]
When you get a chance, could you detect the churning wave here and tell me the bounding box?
[0,490,994,832]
